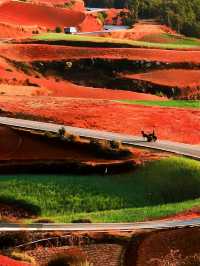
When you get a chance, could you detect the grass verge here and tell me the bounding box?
[0,157,200,223]
[115,100,200,109]
[32,33,200,50]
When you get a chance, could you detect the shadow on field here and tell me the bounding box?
[0,196,41,219]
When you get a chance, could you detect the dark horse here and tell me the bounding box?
[141,130,157,142]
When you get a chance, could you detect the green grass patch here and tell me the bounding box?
[142,33,200,46]
[32,33,200,50]
[115,100,200,109]
[0,157,200,222]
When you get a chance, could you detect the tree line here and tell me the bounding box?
[84,0,200,38]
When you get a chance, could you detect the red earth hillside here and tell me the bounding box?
[0,1,85,29]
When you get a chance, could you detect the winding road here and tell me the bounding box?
[0,116,199,160]
[1,218,200,232]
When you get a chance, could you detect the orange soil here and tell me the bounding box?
[78,13,102,32]
[0,1,85,29]
[32,0,85,10]
[124,69,200,88]
[2,44,200,63]
[0,23,36,38]
[163,209,200,221]
[0,255,30,266]
[35,78,166,100]
[0,97,199,144]
[96,21,177,40]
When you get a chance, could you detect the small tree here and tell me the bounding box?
[55,26,62,33]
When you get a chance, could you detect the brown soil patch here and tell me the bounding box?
[0,199,40,221]
[29,244,123,266]
[130,227,200,266]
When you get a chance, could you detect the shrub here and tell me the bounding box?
[89,139,132,159]
[10,251,35,264]
[58,127,66,138]
[33,218,55,223]
[66,134,81,144]
[55,26,62,33]
[71,219,92,224]
[110,140,122,149]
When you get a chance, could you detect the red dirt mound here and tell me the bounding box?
[2,44,200,63]
[0,1,85,29]
[0,97,199,144]
[78,13,102,32]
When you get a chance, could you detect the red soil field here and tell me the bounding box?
[0,255,30,266]
[0,1,85,29]
[0,96,199,144]
[36,78,166,100]
[2,44,200,63]
[124,69,200,88]
[0,57,166,101]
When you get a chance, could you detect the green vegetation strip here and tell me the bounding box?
[32,33,200,50]
[115,100,200,109]
[142,33,200,46]
[0,157,200,223]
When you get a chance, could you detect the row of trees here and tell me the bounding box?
[84,0,200,37]
[129,0,200,37]
[84,0,128,8]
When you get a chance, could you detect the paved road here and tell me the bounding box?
[1,218,200,231]
[0,116,199,160]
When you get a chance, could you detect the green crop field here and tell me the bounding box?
[32,33,200,50]
[0,157,200,223]
[141,33,200,46]
[115,100,200,109]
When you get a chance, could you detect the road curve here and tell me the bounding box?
[0,116,199,160]
[1,218,200,232]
